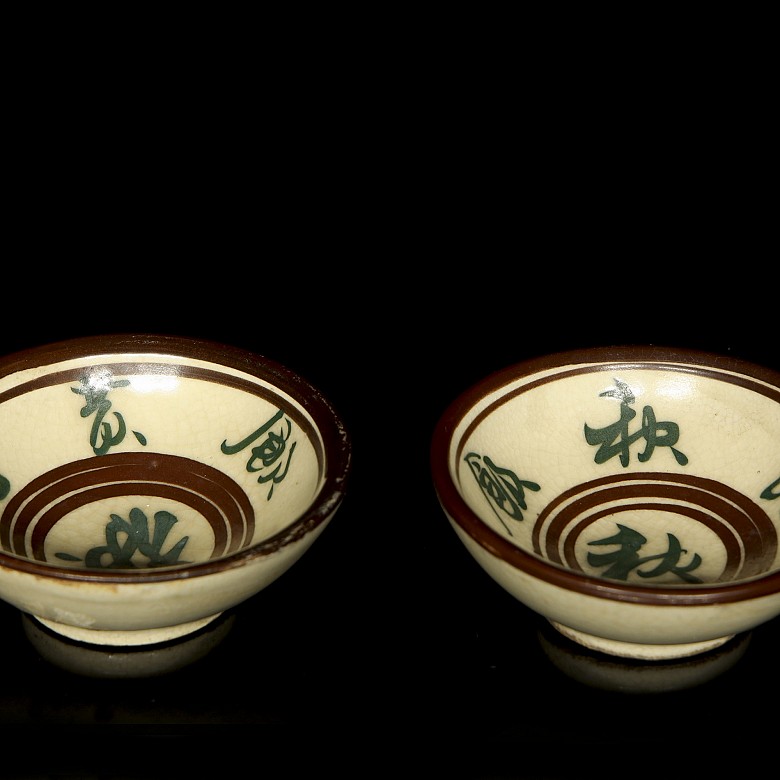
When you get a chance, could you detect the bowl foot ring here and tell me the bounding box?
[550,621,734,661]
[538,622,752,692]
[33,613,224,647]
[22,611,235,678]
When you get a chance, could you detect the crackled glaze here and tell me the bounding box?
[432,347,780,660]
[0,335,351,649]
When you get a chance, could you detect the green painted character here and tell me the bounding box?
[56,508,189,569]
[584,379,688,467]
[587,523,702,583]
[465,452,540,535]
[221,408,296,499]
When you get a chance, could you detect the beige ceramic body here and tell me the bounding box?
[451,523,780,659]
[0,519,331,645]
[432,347,780,660]
[0,335,350,646]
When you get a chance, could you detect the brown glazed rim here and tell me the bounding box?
[0,333,352,584]
[430,345,780,607]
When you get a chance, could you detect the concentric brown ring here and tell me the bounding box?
[532,473,777,582]
[0,334,352,585]
[0,452,254,564]
[430,346,780,605]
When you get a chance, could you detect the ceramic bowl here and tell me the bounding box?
[431,346,780,660]
[0,334,351,647]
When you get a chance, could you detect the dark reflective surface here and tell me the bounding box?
[3,171,776,778]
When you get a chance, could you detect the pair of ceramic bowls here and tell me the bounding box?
[0,336,778,666]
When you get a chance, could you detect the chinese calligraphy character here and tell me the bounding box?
[465,452,540,535]
[55,508,190,569]
[221,408,296,499]
[584,379,688,467]
[587,523,702,583]
[72,370,147,455]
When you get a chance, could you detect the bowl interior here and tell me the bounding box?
[0,342,331,573]
[440,350,780,588]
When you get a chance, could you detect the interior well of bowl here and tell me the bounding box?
[450,361,780,587]
[0,353,326,571]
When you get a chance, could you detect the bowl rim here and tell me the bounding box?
[430,344,780,607]
[0,333,352,583]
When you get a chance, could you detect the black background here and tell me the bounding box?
[2,43,777,779]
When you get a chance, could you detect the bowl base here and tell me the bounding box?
[23,611,235,678]
[550,621,735,661]
[33,612,224,647]
[538,622,752,692]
